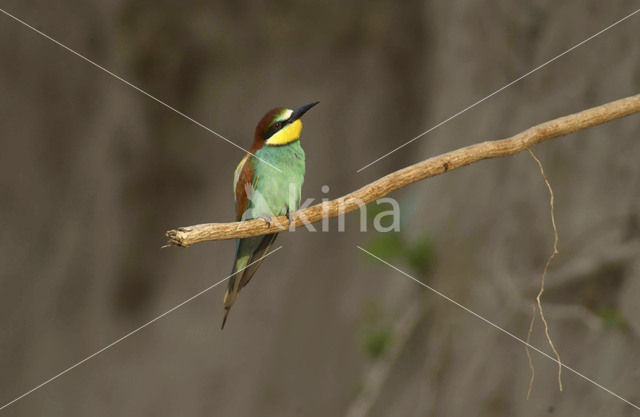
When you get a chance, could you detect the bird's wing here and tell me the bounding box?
[238,233,278,289]
[223,153,273,329]
[233,154,253,221]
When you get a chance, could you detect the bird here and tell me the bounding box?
[221,101,319,329]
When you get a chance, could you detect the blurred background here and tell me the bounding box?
[1,1,640,416]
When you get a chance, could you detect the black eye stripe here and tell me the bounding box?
[264,120,289,139]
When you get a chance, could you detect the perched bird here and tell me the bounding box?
[221,102,318,329]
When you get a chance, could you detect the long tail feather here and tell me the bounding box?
[221,307,231,329]
[220,233,278,330]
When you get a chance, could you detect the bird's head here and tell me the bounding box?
[254,101,319,146]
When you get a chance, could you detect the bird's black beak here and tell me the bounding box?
[290,101,319,121]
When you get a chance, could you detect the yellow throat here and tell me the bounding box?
[265,119,302,146]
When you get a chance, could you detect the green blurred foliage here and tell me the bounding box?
[597,308,628,330]
[356,300,393,360]
[362,231,437,277]
[362,200,437,276]
[363,232,404,261]
[405,234,437,276]
[357,201,436,359]
[360,327,393,359]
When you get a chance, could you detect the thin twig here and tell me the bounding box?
[165,93,640,246]
[527,148,563,392]
[525,303,537,399]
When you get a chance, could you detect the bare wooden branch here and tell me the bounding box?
[166,93,640,247]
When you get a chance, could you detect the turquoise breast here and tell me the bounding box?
[246,141,305,219]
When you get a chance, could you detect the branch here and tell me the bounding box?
[165,93,640,247]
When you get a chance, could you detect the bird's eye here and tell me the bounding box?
[273,122,282,130]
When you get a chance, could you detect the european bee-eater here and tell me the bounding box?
[221,101,318,329]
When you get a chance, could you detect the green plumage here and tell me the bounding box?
[247,141,306,219]
[222,141,305,328]
[221,101,317,329]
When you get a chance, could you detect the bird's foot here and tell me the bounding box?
[258,216,272,227]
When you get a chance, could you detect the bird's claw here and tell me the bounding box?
[258,216,271,227]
